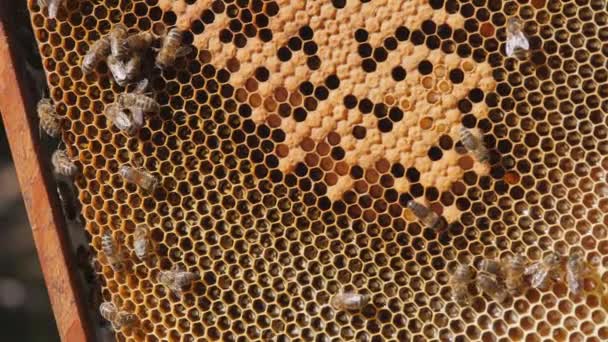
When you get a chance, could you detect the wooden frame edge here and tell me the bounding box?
[0,7,92,342]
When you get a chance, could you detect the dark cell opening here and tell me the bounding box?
[355,28,369,42]
[449,69,465,83]
[362,58,377,72]
[392,66,407,81]
[395,26,410,41]
[299,25,314,40]
[418,60,433,75]
[353,125,367,139]
[406,167,420,182]
[428,146,443,161]
[344,95,358,109]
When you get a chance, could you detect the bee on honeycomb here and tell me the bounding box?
[505,17,530,58]
[524,252,563,290]
[450,264,475,305]
[330,291,370,311]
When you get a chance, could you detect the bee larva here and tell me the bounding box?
[566,252,589,295]
[82,35,111,75]
[449,264,474,305]
[459,127,489,163]
[157,265,199,296]
[330,291,370,311]
[119,165,159,192]
[104,103,144,135]
[505,17,530,58]
[133,224,151,261]
[524,252,563,290]
[99,302,136,330]
[51,149,78,177]
[37,0,64,19]
[476,271,508,304]
[407,200,447,232]
[123,31,156,53]
[37,98,61,137]
[110,23,129,60]
[101,230,124,272]
[504,253,528,294]
[155,28,193,69]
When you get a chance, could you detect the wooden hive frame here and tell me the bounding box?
[0,2,91,341]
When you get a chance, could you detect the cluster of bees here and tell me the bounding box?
[450,251,593,305]
[36,18,199,329]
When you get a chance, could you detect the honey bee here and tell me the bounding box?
[104,103,144,135]
[133,224,151,261]
[119,165,159,192]
[566,252,590,295]
[407,200,447,232]
[110,24,129,60]
[101,230,124,272]
[460,127,489,163]
[476,271,508,304]
[37,98,61,137]
[503,253,528,294]
[155,28,193,69]
[479,259,505,279]
[99,302,136,330]
[123,31,156,53]
[524,252,563,289]
[57,179,80,222]
[117,79,160,114]
[156,265,199,296]
[329,291,370,311]
[52,149,78,177]
[82,35,111,75]
[75,244,97,284]
[37,0,64,19]
[505,17,530,58]
[449,264,474,305]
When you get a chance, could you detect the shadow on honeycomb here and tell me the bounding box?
[27,0,608,341]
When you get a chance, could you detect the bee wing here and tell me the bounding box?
[523,262,540,276]
[114,111,132,130]
[176,46,194,58]
[108,59,128,83]
[48,0,61,18]
[505,33,529,57]
[134,78,149,94]
[566,266,582,294]
[529,268,549,288]
[131,107,144,126]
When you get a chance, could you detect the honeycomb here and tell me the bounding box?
[26,0,608,341]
